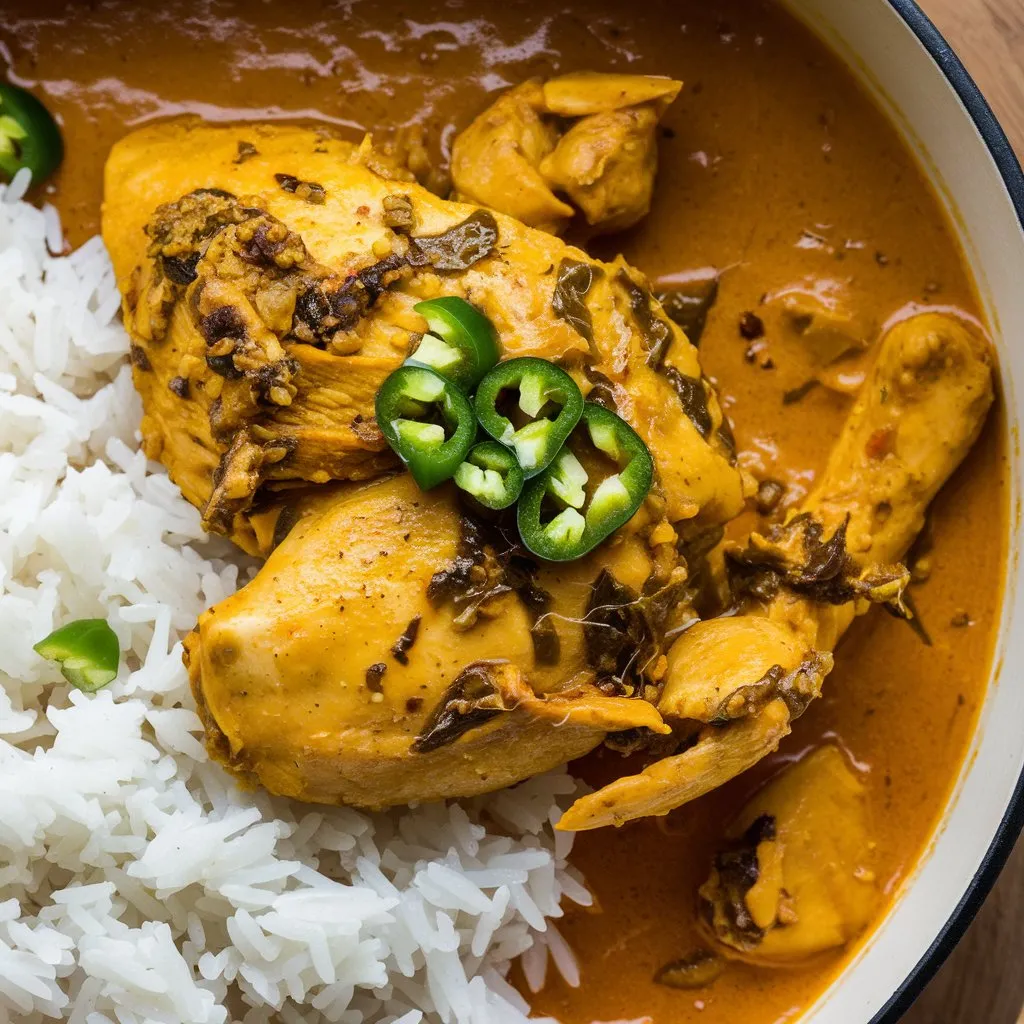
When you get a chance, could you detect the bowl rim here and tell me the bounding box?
[870,2,1024,1020]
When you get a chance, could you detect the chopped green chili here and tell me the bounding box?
[474,357,584,478]
[518,403,654,561]
[454,440,525,510]
[375,365,477,489]
[0,83,64,184]
[33,618,120,692]
[408,296,500,391]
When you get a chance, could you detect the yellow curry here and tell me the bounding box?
[2,0,1007,1020]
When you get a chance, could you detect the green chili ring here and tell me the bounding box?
[0,83,64,184]
[375,365,478,490]
[454,440,525,510]
[474,356,584,478]
[33,618,120,692]
[408,296,500,391]
[518,403,654,561]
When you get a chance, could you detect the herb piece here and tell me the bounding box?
[391,616,422,665]
[883,588,933,646]
[700,815,777,950]
[738,311,765,340]
[409,296,499,391]
[33,618,119,692]
[552,259,602,351]
[274,173,326,204]
[412,661,512,753]
[365,662,387,693]
[708,652,832,724]
[518,403,653,562]
[782,378,821,405]
[654,270,719,346]
[234,140,259,164]
[728,513,910,607]
[428,516,519,631]
[583,367,618,410]
[474,357,584,478]
[375,365,477,489]
[407,210,499,272]
[271,505,300,551]
[618,271,673,367]
[717,415,738,464]
[583,567,689,694]
[661,367,712,438]
[382,193,414,232]
[654,950,726,990]
[529,614,561,666]
[741,309,765,342]
[427,516,560,663]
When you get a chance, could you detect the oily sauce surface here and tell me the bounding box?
[1,1,1008,1021]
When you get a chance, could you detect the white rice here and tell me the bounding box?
[0,183,589,1024]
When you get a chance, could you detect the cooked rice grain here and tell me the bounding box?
[0,184,587,1024]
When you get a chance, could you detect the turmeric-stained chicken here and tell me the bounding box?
[104,96,992,821]
[700,746,879,962]
[451,72,682,234]
[185,474,677,806]
[104,120,739,557]
[560,312,993,829]
[103,117,739,806]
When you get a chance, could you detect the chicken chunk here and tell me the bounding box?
[539,104,662,233]
[700,746,879,963]
[559,312,993,830]
[448,81,573,234]
[104,120,741,555]
[186,473,672,808]
[451,72,681,235]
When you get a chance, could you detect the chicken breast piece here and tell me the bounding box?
[103,120,741,554]
[186,473,671,808]
[559,312,993,830]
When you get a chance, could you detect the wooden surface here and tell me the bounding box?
[897,3,1024,1022]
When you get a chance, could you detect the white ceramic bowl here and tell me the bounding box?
[781,2,1024,1020]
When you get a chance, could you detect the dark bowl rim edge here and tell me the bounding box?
[871,1,1024,1021]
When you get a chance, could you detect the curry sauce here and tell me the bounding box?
[1,0,1007,1021]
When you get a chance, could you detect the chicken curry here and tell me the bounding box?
[1,0,1008,1020]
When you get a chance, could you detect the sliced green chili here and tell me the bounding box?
[518,403,654,561]
[474,357,584,478]
[408,296,500,391]
[454,440,525,510]
[375,365,477,489]
[0,83,64,184]
[33,618,120,692]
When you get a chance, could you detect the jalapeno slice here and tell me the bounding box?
[474,357,584,478]
[33,618,120,692]
[518,403,654,561]
[408,296,500,391]
[375,365,477,489]
[453,440,525,510]
[0,83,64,184]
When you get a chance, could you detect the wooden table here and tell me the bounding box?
[900,3,1024,1022]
